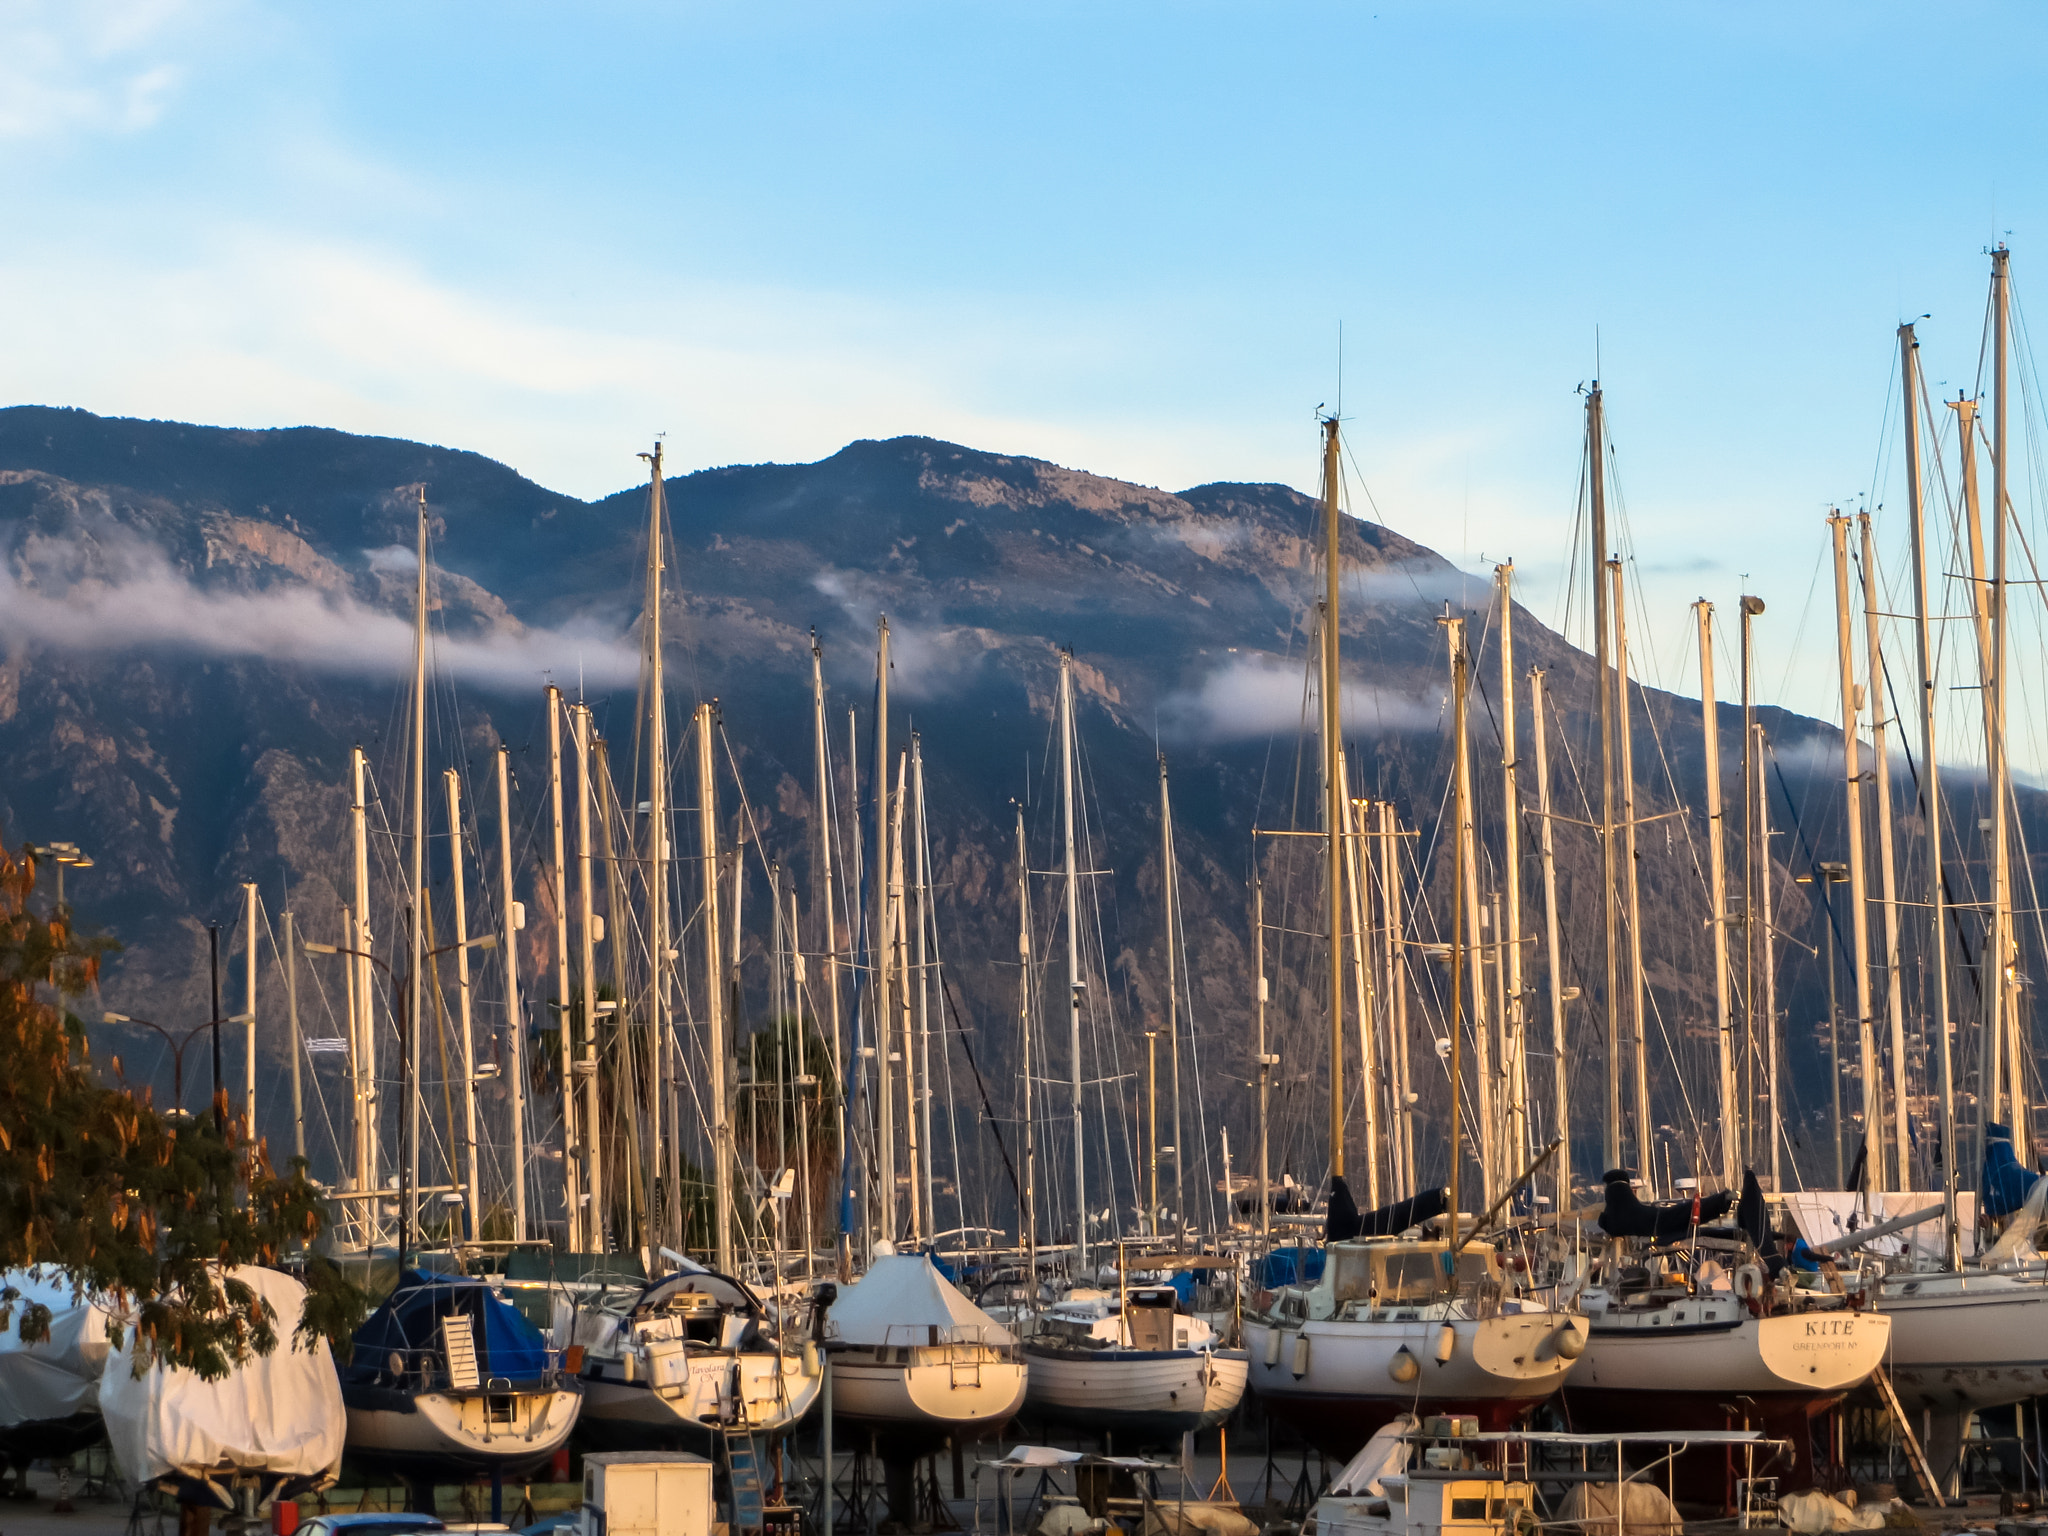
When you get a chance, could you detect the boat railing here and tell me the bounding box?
[877,1323,1023,1361]
[373,1346,575,1393]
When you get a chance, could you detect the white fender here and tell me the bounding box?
[1434,1323,1457,1364]
[1387,1346,1421,1384]
[1290,1332,1311,1379]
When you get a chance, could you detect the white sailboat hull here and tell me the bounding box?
[828,1345,1027,1451]
[577,1351,820,1451]
[1021,1346,1248,1442]
[1244,1311,1585,1459]
[344,1387,580,1479]
[1881,1271,2048,1412]
[1564,1309,1887,1411]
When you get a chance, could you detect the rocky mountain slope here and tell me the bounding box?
[0,404,1988,1234]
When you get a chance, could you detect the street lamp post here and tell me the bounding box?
[26,842,93,909]
[306,929,496,1258]
[103,1009,255,1118]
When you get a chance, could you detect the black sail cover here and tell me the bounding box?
[1596,1168,1733,1240]
[1326,1178,1450,1243]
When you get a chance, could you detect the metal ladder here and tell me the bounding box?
[723,1429,768,1536]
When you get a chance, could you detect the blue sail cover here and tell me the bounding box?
[348,1271,550,1383]
[1983,1123,2038,1219]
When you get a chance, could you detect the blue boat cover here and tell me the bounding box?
[348,1271,549,1382]
[1258,1248,1325,1289]
[1983,1123,2037,1218]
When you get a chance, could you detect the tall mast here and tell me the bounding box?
[1900,324,1960,1264]
[284,908,304,1163]
[1829,513,1882,1190]
[1058,651,1087,1267]
[1254,877,1272,1247]
[406,486,428,1257]
[912,736,937,1247]
[1497,564,1528,1183]
[810,635,847,1270]
[1320,415,1346,1183]
[573,704,605,1249]
[446,770,481,1238]
[1339,766,1380,1206]
[1159,754,1188,1231]
[1453,640,1493,1203]
[1991,246,2023,1150]
[1755,721,1781,1190]
[496,745,527,1241]
[871,620,894,1247]
[1015,806,1038,1267]
[1609,558,1652,1187]
[1530,670,1570,1215]
[1858,515,1911,1188]
[1694,603,1739,1190]
[890,750,917,1244]
[1738,594,1764,1171]
[1954,390,1999,1145]
[1587,385,1622,1172]
[242,882,258,1137]
[696,701,733,1271]
[640,444,673,1252]
[1382,801,1414,1191]
[350,745,375,1216]
[547,688,580,1246]
[1443,614,1471,1244]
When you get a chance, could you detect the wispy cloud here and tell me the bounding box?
[1,531,638,692]
[0,0,200,142]
[1162,652,1447,742]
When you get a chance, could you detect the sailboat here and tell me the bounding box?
[0,1270,110,1480]
[1547,386,1888,1492]
[823,1252,1026,1450]
[1242,417,1586,1460]
[1012,650,1250,1443]
[340,1270,581,1481]
[566,446,821,1450]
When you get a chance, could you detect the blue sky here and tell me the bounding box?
[4,1,2046,740]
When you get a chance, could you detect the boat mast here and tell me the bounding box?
[445,770,481,1239]
[1443,613,1470,1246]
[1158,754,1189,1232]
[1016,805,1039,1268]
[284,907,304,1164]
[1859,516,1911,1187]
[1990,246,2023,1151]
[696,701,734,1271]
[243,882,258,1137]
[871,620,894,1246]
[1530,669,1570,1215]
[496,744,527,1241]
[1587,385,1623,1172]
[1738,593,1765,1174]
[1058,651,1087,1268]
[640,444,673,1251]
[1254,877,1272,1248]
[350,744,375,1225]
[573,702,605,1250]
[1693,603,1739,1191]
[1453,636,1492,1204]
[1382,801,1415,1191]
[1900,322,1961,1264]
[1339,762,1380,1206]
[1754,720,1781,1189]
[547,687,581,1247]
[810,634,848,1273]
[1320,415,1346,1185]
[1497,563,1529,1184]
[912,735,937,1248]
[1953,390,1998,1151]
[1829,513,1882,1190]
[406,485,428,1258]
[1608,559,1652,1187]
[890,750,917,1244]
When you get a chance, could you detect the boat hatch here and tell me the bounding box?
[1126,1291,1177,1352]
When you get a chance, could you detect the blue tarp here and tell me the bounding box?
[1984,1123,2037,1218]
[1258,1248,1325,1289]
[348,1270,550,1382]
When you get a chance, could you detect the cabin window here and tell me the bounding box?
[1451,1499,1489,1520]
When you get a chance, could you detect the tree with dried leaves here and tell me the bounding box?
[0,842,362,1376]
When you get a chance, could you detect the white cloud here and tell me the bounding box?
[1163,652,1447,742]
[0,0,203,141]
[0,531,638,692]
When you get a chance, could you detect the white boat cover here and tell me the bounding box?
[826,1255,1015,1347]
[1783,1190,1977,1262]
[99,1267,344,1486]
[0,1270,109,1427]
[1329,1414,1417,1495]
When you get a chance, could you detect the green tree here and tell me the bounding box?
[0,842,363,1378]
